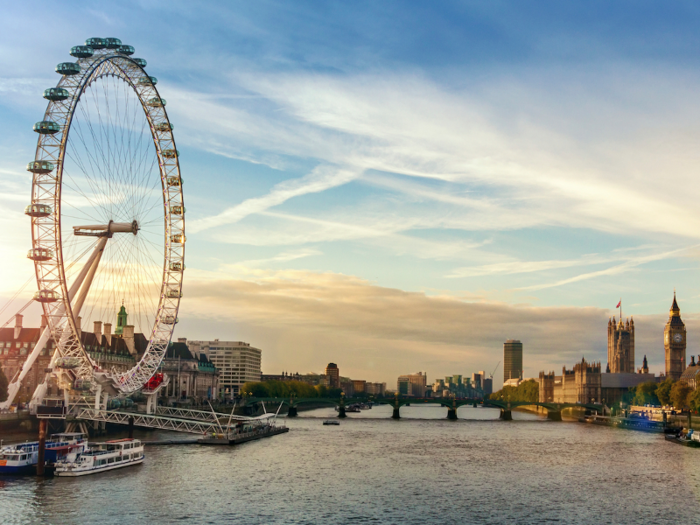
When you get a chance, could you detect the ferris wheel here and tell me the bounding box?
[26,37,185,402]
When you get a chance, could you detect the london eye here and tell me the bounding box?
[23,37,185,408]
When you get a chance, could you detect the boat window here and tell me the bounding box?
[20,454,27,460]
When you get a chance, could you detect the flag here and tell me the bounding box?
[616,300,621,308]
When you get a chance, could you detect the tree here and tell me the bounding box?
[241,382,270,397]
[0,364,8,403]
[490,380,539,403]
[656,378,674,406]
[633,382,659,406]
[688,388,700,413]
[670,381,693,410]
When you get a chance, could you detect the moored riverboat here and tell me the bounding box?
[54,438,144,477]
[664,429,700,448]
[0,433,87,475]
[580,414,674,433]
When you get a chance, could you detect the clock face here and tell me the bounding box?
[673,333,683,343]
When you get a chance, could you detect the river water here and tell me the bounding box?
[1,405,699,524]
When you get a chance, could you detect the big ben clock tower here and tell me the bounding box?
[664,292,687,380]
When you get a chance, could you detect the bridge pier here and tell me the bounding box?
[499,409,512,421]
[128,416,134,439]
[392,407,401,419]
[338,406,346,418]
[546,410,562,422]
[287,406,298,417]
[447,408,458,420]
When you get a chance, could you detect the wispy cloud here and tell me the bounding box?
[189,165,360,233]
[517,245,700,291]
[225,248,322,268]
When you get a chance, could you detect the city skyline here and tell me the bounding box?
[1,2,700,387]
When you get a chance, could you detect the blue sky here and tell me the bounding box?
[1,1,699,386]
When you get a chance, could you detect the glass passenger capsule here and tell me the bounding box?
[137,76,157,85]
[133,58,147,68]
[154,122,173,132]
[171,234,186,244]
[34,289,59,303]
[26,161,55,174]
[33,121,61,134]
[24,203,52,217]
[162,315,179,325]
[55,357,81,369]
[166,176,182,187]
[73,379,92,391]
[70,45,94,58]
[170,205,185,215]
[104,37,122,49]
[166,289,182,299]
[118,45,135,56]
[55,62,81,76]
[169,261,185,271]
[146,97,166,108]
[43,87,70,101]
[27,248,53,262]
[85,37,106,49]
[162,149,179,158]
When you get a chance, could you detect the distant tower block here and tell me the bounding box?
[607,316,635,373]
[325,363,340,389]
[664,292,687,380]
[503,340,523,382]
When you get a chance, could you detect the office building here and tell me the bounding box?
[503,340,523,382]
[186,339,261,398]
[325,363,340,389]
[397,372,427,396]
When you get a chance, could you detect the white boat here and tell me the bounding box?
[0,433,87,476]
[54,438,144,477]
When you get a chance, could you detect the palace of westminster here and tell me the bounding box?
[539,293,698,405]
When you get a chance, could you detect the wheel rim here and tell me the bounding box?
[29,39,185,397]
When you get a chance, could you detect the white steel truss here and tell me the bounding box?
[155,406,252,423]
[73,408,227,435]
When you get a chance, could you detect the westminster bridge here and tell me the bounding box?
[242,396,605,421]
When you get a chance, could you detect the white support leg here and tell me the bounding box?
[28,237,108,411]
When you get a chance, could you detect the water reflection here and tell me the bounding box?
[1,410,699,524]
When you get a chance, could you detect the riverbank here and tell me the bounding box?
[0,411,39,435]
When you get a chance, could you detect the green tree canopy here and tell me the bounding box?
[633,382,659,406]
[688,388,700,413]
[670,381,693,410]
[656,378,674,406]
[240,380,340,399]
[0,365,8,403]
[490,379,539,403]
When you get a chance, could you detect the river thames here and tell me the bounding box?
[1,405,700,524]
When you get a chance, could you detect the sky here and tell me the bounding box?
[1,1,699,388]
